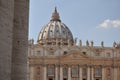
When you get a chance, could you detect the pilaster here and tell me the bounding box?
[68,65,71,80]
[87,66,90,80]
[102,66,105,80]
[79,65,82,80]
[55,64,58,80]
[43,64,47,80]
[60,64,63,80]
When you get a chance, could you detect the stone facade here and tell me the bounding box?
[0,0,29,80]
[28,8,120,80]
[28,43,120,80]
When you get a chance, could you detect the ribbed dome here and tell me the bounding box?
[37,7,74,45]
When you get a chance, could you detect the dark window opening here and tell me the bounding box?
[64,51,67,55]
[82,52,86,55]
[63,78,67,80]
[64,43,68,45]
[58,42,61,45]
[96,79,99,80]
[83,79,86,80]
[47,42,52,45]
[17,41,20,44]
[49,78,53,80]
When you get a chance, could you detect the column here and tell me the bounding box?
[114,67,117,80]
[11,1,29,80]
[91,67,94,80]
[118,67,120,80]
[60,65,63,80]
[55,65,58,80]
[79,67,82,80]
[29,66,34,80]
[102,66,105,80]
[68,66,71,80]
[87,67,90,80]
[44,65,47,80]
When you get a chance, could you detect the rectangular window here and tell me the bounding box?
[72,67,77,74]
[82,68,87,76]
[72,66,78,77]
[47,66,54,76]
[95,67,101,77]
[63,68,68,75]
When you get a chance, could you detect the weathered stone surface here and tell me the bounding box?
[0,0,29,80]
[0,0,14,80]
[11,0,29,80]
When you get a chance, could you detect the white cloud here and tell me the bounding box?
[112,20,120,28]
[97,19,120,29]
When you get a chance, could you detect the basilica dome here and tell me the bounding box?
[37,7,74,46]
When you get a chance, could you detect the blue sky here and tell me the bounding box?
[29,0,120,47]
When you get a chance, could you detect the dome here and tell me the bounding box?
[37,7,74,46]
